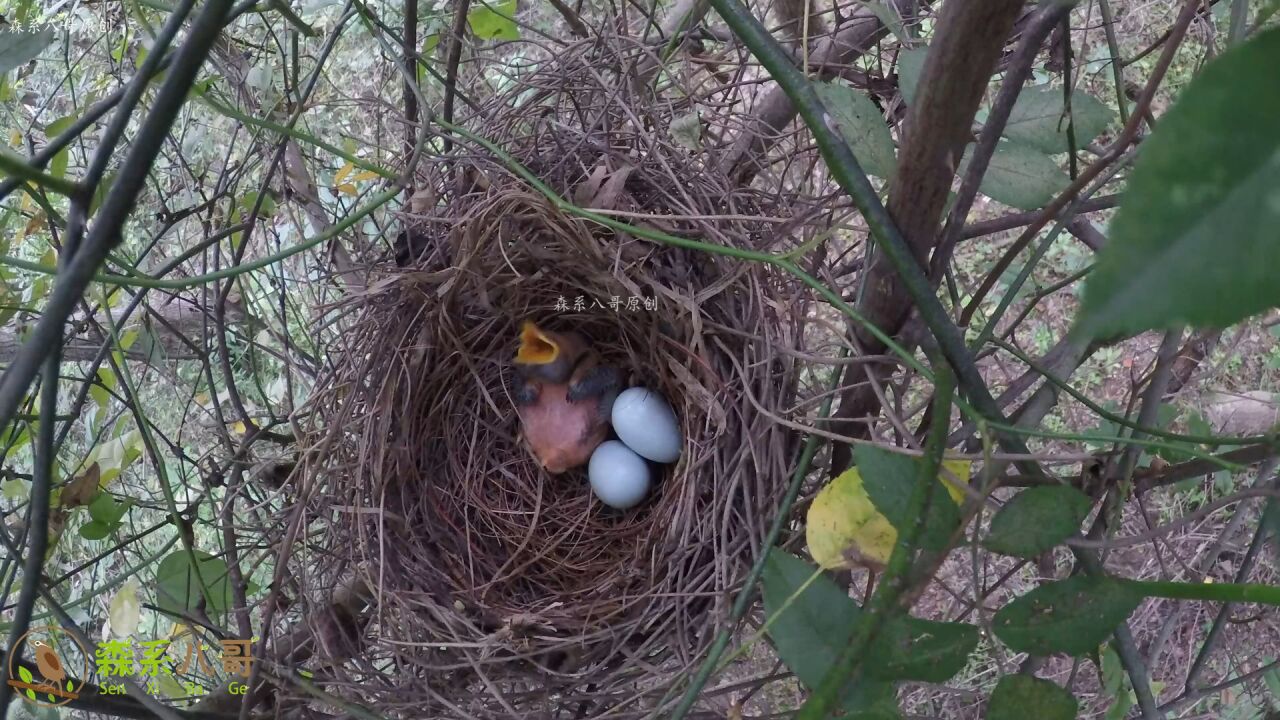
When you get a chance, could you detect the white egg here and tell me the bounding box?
[610,387,682,463]
[588,441,651,510]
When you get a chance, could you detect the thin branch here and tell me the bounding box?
[403,0,419,166]
[931,0,1073,280]
[958,0,1205,327]
[0,0,237,434]
[1183,472,1280,687]
[958,194,1119,240]
[0,355,59,715]
[442,0,473,151]
[1066,487,1280,550]
[0,0,260,205]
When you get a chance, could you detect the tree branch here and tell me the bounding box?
[827,0,1028,477]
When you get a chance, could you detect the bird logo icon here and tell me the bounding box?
[6,626,88,707]
[32,642,65,686]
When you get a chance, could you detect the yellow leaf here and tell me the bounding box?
[108,578,141,637]
[194,392,210,406]
[806,467,898,569]
[806,460,971,570]
[333,161,354,184]
[351,169,381,182]
[938,459,971,503]
[230,421,247,434]
[335,183,357,196]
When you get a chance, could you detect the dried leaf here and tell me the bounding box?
[61,463,101,508]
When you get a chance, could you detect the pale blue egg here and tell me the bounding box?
[588,441,651,509]
[611,387,682,463]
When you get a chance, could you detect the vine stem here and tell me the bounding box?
[661,351,846,719]
[798,357,956,718]
[1127,578,1280,605]
[0,150,80,197]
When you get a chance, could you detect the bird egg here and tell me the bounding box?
[610,387,682,463]
[588,441,651,510]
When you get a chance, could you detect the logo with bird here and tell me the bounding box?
[6,626,89,707]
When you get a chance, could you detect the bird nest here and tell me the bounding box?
[294,39,815,718]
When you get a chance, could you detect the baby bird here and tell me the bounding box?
[511,321,620,474]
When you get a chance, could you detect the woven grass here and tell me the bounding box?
[296,33,820,718]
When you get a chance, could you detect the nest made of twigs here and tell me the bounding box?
[294,37,818,718]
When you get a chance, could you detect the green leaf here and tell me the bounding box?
[90,381,110,412]
[467,0,519,41]
[983,486,1093,558]
[1261,663,1280,700]
[993,575,1143,656]
[45,115,76,180]
[1100,643,1125,695]
[1075,29,1280,341]
[49,146,69,180]
[897,47,927,107]
[88,492,130,525]
[973,140,1070,211]
[155,550,236,615]
[866,616,979,682]
[814,81,897,180]
[761,550,896,713]
[17,664,33,684]
[79,520,112,540]
[987,674,1078,720]
[1105,645,1136,717]
[1003,84,1114,154]
[0,29,55,75]
[240,190,277,218]
[853,445,963,553]
[90,171,116,217]
[187,77,214,99]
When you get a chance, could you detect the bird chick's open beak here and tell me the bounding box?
[515,321,561,365]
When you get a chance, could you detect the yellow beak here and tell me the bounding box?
[515,321,560,365]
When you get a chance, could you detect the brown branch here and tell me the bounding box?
[546,0,589,37]
[1165,328,1223,396]
[720,0,917,182]
[403,0,419,169]
[826,0,1027,477]
[958,193,1120,240]
[442,0,472,150]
